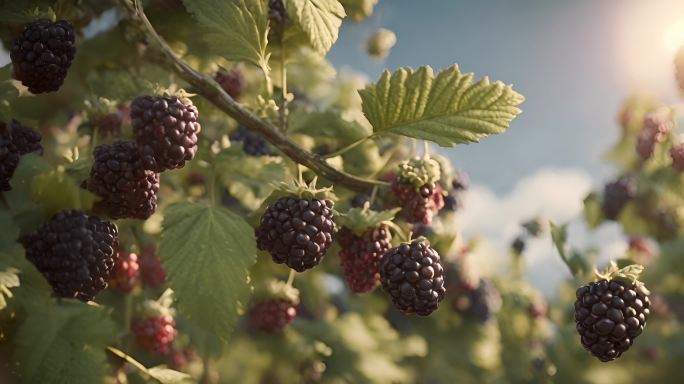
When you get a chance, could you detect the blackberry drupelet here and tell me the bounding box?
[0,120,42,191]
[255,197,336,272]
[574,278,651,362]
[229,125,274,157]
[338,224,392,293]
[602,176,636,221]
[392,181,444,224]
[379,239,446,316]
[131,95,201,171]
[248,299,297,333]
[20,209,119,301]
[84,140,160,220]
[215,68,247,100]
[109,250,140,293]
[10,19,76,94]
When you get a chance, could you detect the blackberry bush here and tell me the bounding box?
[10,19,76,93]
[379,239,446,316]
[256,196,336,272]
[84,140,160,220]
[574,264,650,362]
[131,95,201,171]
[19,209,119,301]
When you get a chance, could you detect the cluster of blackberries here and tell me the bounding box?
[10,19,76,94]
[379,239,446,316]
[574,278,650,361]
[20,209,119,301]
[255,197,336,272]
[0,120,42,191]
[602,176,636,221]
[229,125,274,157]
[337,225,392,293]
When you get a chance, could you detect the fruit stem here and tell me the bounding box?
[322,135,375,159]
[286,269,296,287]
[126,0,386,193]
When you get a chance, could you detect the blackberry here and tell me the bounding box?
[451,170,470,191]
[442,193,461,212]
[337,224,392,293]
[131,95,201,171]
[10,19,76,94]
[84,141,160,220]
[215,68,247,100]
[109,250,140,293]
[452,278,501,322]
[350,194,370,208]
[602,176,636,220]
[93,111,123,138]
[574,278,651,362]
[139,245,166,289]
[255,197,336,272]
[511,236,526,254]
[20,209,119,301]
[268,0,287,24]
[229,125,274,157]
[392,181,444,224]
[0,120,42,191]
[132,314,176,355]
[379,239,446,316]
[636,110,673,160]
[248,299,297,333]
[671,142,684,172]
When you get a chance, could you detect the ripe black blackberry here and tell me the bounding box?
[574,268,651,362]
[20,209,119,301]
[602,176,636,220]
[256,197,335,272]
[338,224,392,293]
[511,236,526,254]
[131,95,201,171]
[84,140,160,220]
[229,125,274,157]
[0,120,42,191]
[10,19,76,94]
[379,239,446,316]
[350,194,370,208]
[452,278,501,322]
[139,245,166,289]
[215,68,247,100]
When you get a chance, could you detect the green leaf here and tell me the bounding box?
[15,300,116,384]
[182,0,270,70]
[285,0,346,55]
[582,192,604,229]
[159,202,257,342]
[550,221,568,261]
[338,207,400,234]
[106,347,192,384]
[0,267,20,310]
[32,167,97,216]
[359,65,524,146]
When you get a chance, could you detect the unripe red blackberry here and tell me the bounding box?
[84,141,160,220]
[229,125,274,157]
[671,142,684,172]
[574,270,651,362]
[132,314,176,355]
[248,299,297,333]
[131,95,201,171]
[255,197,336,272]
[139,245,166,289]
[109,250,140,293]
[10,19,76,94]
[0,120,42,191]
[20,209,119,301]
[380,239,446,316]
[338,224,392,293]
[392,157,444,224]
[602,176,636,221]
[215,68,247,100]
[636,110,673,160]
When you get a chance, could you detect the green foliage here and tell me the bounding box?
[182,0,270,70]
[107,347,192,384]
[359,65,524,146]
[582,192,604,229]
[31,166,97,215]
[0,267,20,310]
[337,206,400,234]
[15,300,116,384]
[159,202,257,342]
[284,0,346,55]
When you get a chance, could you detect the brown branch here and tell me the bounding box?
[124,0,386,193]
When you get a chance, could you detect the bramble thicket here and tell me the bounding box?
[0,1,683,383]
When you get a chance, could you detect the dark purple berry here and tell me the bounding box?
[337,224,392,293]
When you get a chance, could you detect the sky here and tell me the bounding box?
[326,0,684,292]
[3,1,684,293]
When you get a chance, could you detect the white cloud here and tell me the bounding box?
[457,168,627,296]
